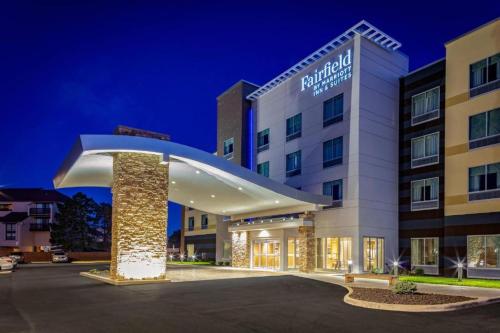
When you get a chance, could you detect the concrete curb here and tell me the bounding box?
[343,286,500,312]
[0,270,12,275]
[80,272,171,285]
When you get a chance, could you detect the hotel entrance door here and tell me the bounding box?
[252,240,280,270]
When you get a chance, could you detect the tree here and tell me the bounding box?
[96,202,112,250]
[50,192,99,251]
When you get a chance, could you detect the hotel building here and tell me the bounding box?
[54,19,499,281]
[0,188,68,253]
[444,19,500,279]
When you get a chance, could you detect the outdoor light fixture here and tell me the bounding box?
[171,181,176,184]
[189,200,194,204]
[457,262,464,281]
[237,187,243,191]
[274,200,280,204]
[195,170,200,174]
[347,260,353,273]
[210,194,215,198]
[393,260,399,276]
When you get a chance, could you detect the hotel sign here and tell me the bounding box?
[300,48,352,97]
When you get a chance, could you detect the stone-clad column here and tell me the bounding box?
[110,152,169,280]
[298,225,315,273]
[231,231,250,268]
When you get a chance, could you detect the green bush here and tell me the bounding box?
[393,281,417,294]
[414,268,424,276]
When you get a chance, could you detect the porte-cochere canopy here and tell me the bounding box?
[54,135,331,218]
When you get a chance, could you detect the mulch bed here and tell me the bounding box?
[350,287,475,305]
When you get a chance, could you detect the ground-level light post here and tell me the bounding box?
[347,260,353,273]
[393,260,399,276]
[457,262,464,282]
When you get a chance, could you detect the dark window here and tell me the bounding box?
[286,114,302,141]
[257,129,270,152]
[470,53,500,96]
[323,93,343,127]
[257,161,269,177]
[469,163,500,201]
[188,217,195,231]
[286,151,301,177]
[223,138,234,158]
[201,215,208,230]
[6,223,16,240]
[469,109,500,148]
[323,136,343,168]
[323,179,343,201]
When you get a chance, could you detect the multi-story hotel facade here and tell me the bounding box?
[444,19,500,279]
[223,21,408,273]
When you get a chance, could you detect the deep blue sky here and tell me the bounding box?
[1,1,498,234]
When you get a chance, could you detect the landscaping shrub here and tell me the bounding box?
[393,281,417,294]
[414,268,424,276]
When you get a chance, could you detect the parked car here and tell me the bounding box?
[10,252,24,264]
[0,256,14,271]
[52,251,70,263]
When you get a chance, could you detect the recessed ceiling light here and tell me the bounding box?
[222,210,226,213]
[195,170,200,174]
[210,194,215,198]
[274,200,280,204]
[171,181,176,184]
[238,187,243,191]
[189,200,194,204]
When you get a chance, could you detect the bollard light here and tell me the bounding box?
[457,262,463,282]
[393,260,399,276]
[347,260,353,273]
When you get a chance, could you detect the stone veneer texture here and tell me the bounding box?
[110,152,169,280]
[298,226,315,273]
[231,231,250,268]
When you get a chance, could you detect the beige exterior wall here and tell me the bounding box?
[183,208,218,237]
[444,19,500,216]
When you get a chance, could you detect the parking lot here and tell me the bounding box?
[1,264,500,333]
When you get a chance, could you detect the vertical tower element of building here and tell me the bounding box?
[231,231,250,268]
[110,152,169,280]
[298,222,315,273]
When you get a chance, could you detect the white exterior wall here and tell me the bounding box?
[252,35,408,272]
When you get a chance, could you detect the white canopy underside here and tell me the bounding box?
[54,135,331,218]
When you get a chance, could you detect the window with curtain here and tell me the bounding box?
[257,161,269,177]
[412,178,438,202]
[411,238,438,266]
[323,179,343,201]
[470,53,500,96]
[188,217,194,231]
[323,93,343,126]
[286,114,302,141]
[286,150,301,177]
[468,235,500,269]
[411,87,440,124]
[469,109,500,141]
[469,163,500,192]
[257,129,270,152]
[6,223,16,240]
[323,136,343,168]
[411,132,439,166]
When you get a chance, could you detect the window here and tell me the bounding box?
[5,223,16,240]
[201,214,208,230]
[468,163,500,200]
[286,151,301,177]
[223,137,234,159]
[470,53,500,96]
[257,129,270,153]
[222,240,232,260]
[468,235,500,269]
[286,114,302,141]
[187,244,195,258]
[316,237,352,271]
[323,179,343,208]
[411,238,438,266]
[469,109,500,149]
[363,237,384,272]
[257,161,269,177]
[411,86,440,125]
[323,93,343,127]
[411,132,439,168]
[411,177,439,210]
[323,136,343,168]
[188,217,194,231]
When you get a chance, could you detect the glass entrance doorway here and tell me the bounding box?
[253,240,280,270]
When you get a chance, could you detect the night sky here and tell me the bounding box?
[1,1,498,235]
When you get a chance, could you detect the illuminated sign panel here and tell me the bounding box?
[300,48,352,96]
